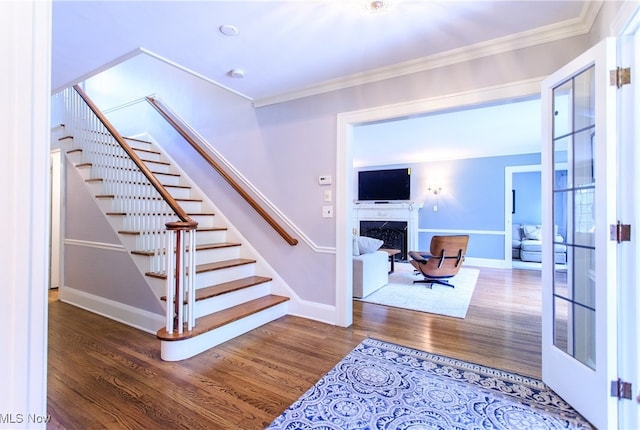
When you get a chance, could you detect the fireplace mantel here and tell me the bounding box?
[353,202,422,254]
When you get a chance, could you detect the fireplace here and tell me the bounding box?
[360,220,408,261]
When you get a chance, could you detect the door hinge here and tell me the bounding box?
[610,67,631,88]
[611,378,633,400]
[610,221,631,243]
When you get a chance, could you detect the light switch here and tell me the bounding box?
[318,175,332,185]
[322,205,334,218]
[323,189,332,202]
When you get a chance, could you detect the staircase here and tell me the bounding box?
[57,88,290,361]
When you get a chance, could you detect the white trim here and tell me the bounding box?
[52,48,254,102]
[64,238,127,252]
[465,257,508,269]
[1,0,51,420]
[255,2,601,107]
[337,79,543,327]
[419,228,504,236]
[60,287,164,334]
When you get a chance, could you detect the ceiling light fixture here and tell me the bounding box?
[219,24,239,36]
[227,69,245,79]
[361,0,393,14]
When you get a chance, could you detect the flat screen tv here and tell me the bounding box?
[358,168,411,202]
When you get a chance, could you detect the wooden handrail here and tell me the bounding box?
[146,96,298,246]
[72,85,197,230]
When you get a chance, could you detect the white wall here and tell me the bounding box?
[0,1,51,427]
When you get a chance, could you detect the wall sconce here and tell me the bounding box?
[428,186,442,195]
[427,185,443,212]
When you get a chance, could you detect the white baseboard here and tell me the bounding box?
[59,286,164,334]
[464,257,509,269]
[287,299,337,326]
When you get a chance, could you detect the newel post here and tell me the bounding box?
[165,221,198,334]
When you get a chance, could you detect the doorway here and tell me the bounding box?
[50,150,63,290]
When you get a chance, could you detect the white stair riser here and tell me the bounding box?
[85,181,103,196]
[190,215,216,229]
[196,230,227,244]
[160,302,288,361]
[194,283,271,318]
[154,173,182,186]
[142,160,171,174]
[176,200,202,213]
[165,186,192,200]
[192,246,240,265]
[124,138,154,151]
[76,165,92,181]
[133,150,161,162]
[67,152,82,165]
[194,264,256,289]
[118,234,139,251]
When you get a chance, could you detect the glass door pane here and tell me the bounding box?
[552,65,596,369]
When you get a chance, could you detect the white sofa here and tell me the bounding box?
[353,250,389,298]
[512,224,567,264]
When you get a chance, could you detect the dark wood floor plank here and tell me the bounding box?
[47,266,542,429]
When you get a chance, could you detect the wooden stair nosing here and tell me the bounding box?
[145,258,257,279]
[69,147,164,164]
[95,195,202,204]
[124,136,153,145]
[121,227,227,236]
[130,241,241,257]
[156,294,289,341]
[131,147,161,156]
[160,275,272,302]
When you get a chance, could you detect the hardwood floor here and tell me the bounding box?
[47,266,542,429]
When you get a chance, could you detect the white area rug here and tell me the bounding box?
[357,264,479,318]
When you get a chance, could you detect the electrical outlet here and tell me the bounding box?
[322,205,334,218]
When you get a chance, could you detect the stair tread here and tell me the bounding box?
[146,258,256,279]
[156,294,289,341]
[131,241,240,256]
[132,147,161,156]
[160,275,272,302]
[118,227,226,235]
[95,195,201,203]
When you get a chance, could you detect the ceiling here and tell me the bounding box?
[52,0,594,165]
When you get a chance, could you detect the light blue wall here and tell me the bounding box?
[513,171,541,225]
[356,153,541,260]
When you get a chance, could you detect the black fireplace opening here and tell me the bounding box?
[360,220,408,261]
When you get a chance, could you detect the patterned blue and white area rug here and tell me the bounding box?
[267,338,592,430]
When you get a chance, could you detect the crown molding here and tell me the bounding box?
[254,1,603,108]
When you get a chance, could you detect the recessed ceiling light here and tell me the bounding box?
[219,24,239,36]
[227,69,245,78]
[362,0,393,14]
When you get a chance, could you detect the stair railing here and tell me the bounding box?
[145,96,299,246]
[58,86,198,335]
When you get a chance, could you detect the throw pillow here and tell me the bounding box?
[357,236,384,254]
[352,235,360,256]
[523,225,542,240]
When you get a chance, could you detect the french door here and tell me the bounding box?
[541,38,618,429]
